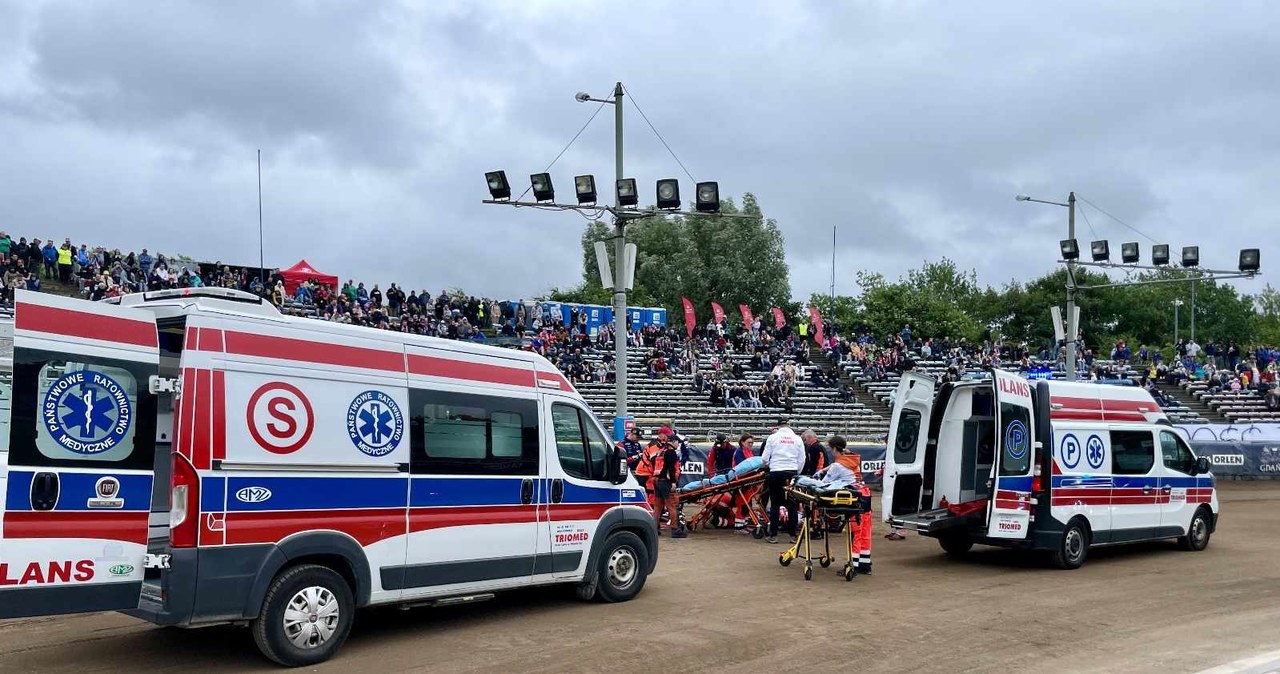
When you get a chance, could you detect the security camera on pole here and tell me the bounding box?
[484,82,747,440]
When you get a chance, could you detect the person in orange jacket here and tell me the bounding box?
[824,436,874,575]
[651,427,686,538]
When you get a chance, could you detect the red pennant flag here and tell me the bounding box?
[808,305,824,344]
[772,307,785,330]
[711,302,726,325]
[739,304,754,331]
[681,297,696,338]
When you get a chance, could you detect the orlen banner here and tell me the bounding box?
[739,304,754,331]
[772,307,785,330]
[223,369,409,467]
[681,297,696,338]
[711,302,726,325]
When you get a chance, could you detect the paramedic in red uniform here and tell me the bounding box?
[652,427,687,538]
[761,418,805,544]
[635,438,662,506]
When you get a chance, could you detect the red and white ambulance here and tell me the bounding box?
[0,289,656,666]
[883,368,1218,569]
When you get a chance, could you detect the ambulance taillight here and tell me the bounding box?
[170,453,200,548]
[1032,461,1044,495]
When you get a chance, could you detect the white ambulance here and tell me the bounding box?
[883,368,1218,569]
[0,289,656,666]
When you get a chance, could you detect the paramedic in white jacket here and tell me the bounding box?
[761,418,806,544]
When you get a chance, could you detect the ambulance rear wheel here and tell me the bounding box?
[593,531,649,603]
[1179,508,1212,551]
[251,564,354,668]
[939,533,974,557]
[1052,519,1090,570]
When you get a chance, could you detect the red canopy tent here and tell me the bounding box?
[279,259,339,295]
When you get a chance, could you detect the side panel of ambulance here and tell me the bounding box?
[882,372,936,521]
[0,290,160,618]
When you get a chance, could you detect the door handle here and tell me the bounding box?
[30,472,59,511]
[1160,486,1172,493]
[551,479,564,504]
[1142,485,1152,494]
[520,478,534,505]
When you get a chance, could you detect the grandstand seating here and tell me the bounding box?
[1181,380,1280,423]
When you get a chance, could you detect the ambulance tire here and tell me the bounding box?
[593,531,650,603]
[938,533,973,557]
[251,564,355,668]
[1051,519,1090,570]
[1179,508,1212,552]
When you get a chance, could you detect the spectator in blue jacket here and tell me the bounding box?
[41,241,58,279]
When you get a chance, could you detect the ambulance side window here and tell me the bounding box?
[550,402,609,481]
[1111,430,1155,475]
[411,389,538,476]
[893,409,922,464]
[1159,431,1197,475]
[7,350,156,471]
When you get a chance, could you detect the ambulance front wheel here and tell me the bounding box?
[1179,508,1212,552]
[251,564,355,668]
[1052,519,1090,570]
[592,531,650,603]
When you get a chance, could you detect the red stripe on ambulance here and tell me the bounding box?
[2,512,149,545]
[16,303,156,348]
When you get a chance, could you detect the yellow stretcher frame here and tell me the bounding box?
[778,480,866,582]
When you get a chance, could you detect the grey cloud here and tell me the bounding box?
[0,0,1274,302]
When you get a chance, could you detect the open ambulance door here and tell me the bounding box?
[0,290,159,618]
[883,372,935,521]
[986,370,1035,540]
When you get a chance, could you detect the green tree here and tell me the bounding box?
[564,193,791,331]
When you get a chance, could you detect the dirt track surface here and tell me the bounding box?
[2,483,1279,673]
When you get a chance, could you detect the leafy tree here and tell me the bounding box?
[562,193,791,331]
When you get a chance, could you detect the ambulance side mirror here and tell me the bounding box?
[1194,457,1211,475]
[608,446,629,485]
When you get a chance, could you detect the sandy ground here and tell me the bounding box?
[2,483,1279,673]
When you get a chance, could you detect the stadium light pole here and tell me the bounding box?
[572,83,632,438]
[484,83,744,439]
[1017,192,1079,381]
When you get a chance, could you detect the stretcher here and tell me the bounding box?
[778,479,868,582]
[676,463,769,537]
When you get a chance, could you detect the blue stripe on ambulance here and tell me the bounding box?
[4,470,151,512]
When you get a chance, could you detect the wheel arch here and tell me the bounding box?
[244,531,374,618]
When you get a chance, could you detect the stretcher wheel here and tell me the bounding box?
[779,553,792,567]
[843,566,855,582]
[819,556,832,568]
[752,526,765,540]
[803,565,813,581]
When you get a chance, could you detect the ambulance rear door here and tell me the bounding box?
[987,370,1035,540]
[0,290,160,618]
[883,372,935,520]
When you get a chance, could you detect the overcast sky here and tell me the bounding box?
[1,0,1274,303]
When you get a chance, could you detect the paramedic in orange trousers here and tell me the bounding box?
[635,439,661,509]
[827,436,874,575]
[652,427,686,538]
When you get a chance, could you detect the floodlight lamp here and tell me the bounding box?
[616,178,638,206]
[530,173,554,202]
[1152,244,1170,266]
[656,179,680,210]
[1182,246,1200,268]
[1090,240,1110,262]
[1239,248,1260,273]
[485,171,510,200]
[574,175,597,205]
[1059,239,1080,261]
[695,182,720,213]
[1121,242,1140,264]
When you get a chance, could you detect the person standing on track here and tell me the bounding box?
[652,426,687,538]
[761,418,805,544]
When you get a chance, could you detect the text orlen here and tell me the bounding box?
[0,560,94,586]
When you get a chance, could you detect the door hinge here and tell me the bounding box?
[144,553,171,570]
[148,376,182,395]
